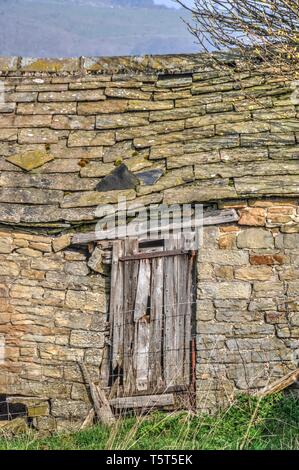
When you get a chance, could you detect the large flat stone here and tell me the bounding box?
[163,179,237,204]
[237,228,274,249]
[61,189,136,208]
[0,188,63,205]
[194,160,299,180]
[68,130,115,147]
[235,175,299,196]
[0,173,99,191]
[5,150,54,171]
[198,282,251,300]
[96,163,139,191]
[96,113,148,129]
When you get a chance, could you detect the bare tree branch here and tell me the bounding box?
[175,0,299,74]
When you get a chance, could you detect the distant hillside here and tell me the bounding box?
[0,0,197,57]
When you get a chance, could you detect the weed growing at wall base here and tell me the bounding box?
[0,394,298,450]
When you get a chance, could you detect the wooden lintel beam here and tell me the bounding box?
[71,208,239,245]
[119,249,192,262]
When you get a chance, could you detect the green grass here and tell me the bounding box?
[0,393,299,450]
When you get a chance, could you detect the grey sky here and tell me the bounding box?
[0,0,199,57]
[154,0,180,7]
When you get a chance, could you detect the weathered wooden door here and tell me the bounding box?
[104,236,196,408]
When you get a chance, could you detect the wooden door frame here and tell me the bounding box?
[103,235,198,411]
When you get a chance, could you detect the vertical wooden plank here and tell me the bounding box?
[163,236,178,387]
[149,257,164,391]
[134,259,151,322]
[102,239,124,391]
[133,259,151,392]
[110,240,125,372]
[176,235,187,386]
[123,238,139,395]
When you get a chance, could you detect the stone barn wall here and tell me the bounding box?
[0,230,109,431]
[0,55,298,429]
[197,199,299,413]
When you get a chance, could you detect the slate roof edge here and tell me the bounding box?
[0,52,242,75]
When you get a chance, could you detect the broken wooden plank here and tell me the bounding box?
[257,368,299,397]
[123,238,139,396]
[71,209,239,244]
[110,393,175,410]
[110,240,125,372]
[177,236,188,386]
[163,236,178,388]
[80,408,95,430]
[133,258,151,392]
[149,256,164,391]
[79,361,115,426]
[134,259,151,322]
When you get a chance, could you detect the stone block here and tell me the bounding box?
[214,266,234,280]
[78,100,128,115]
[65,290,86,310]
[235,175,299,196]
[237,228,274,249]
[235,266,273,281]
[220,147,268,163]
[198,281,251,300]
[249,298,277,311]
[284,233,299,249]
[196,300,215,321]
[87,247,103,273]
[39,90,105,102]
[96,113,148,129]
[0,237,13,254]
[51,399,90,418]
[199,249,248,266]
[0,129,17,141]
[0,260,19,276]
[61,189,136,208]
[116,120,184,141]
[218,233,237,250]
[127,100,173,111]
[239,207,266,226]
[52,234,72,253]
[18,102,77,115]
[250,254,286,265]
[20,58,80,72]
[70,330,105,348]
[68,130,115,147]
[163,179,237,204]
[167,151,220,169]
[105,87,150,100]
[18,128,61,144]
[51,115,95,130]
[64,262,89,276]
[150,105,205,123]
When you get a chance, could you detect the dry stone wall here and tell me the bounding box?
[0,55,298,228]
[0,55,298,427]
[0,230,109,431]
[197,199,299,412]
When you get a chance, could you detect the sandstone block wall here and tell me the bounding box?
[0,230,109,431]
[0,55,298,427]
[197,199,299,412]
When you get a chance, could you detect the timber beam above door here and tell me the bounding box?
[119,249,195,262]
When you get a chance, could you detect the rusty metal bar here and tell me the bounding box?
[190,337,197,411]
